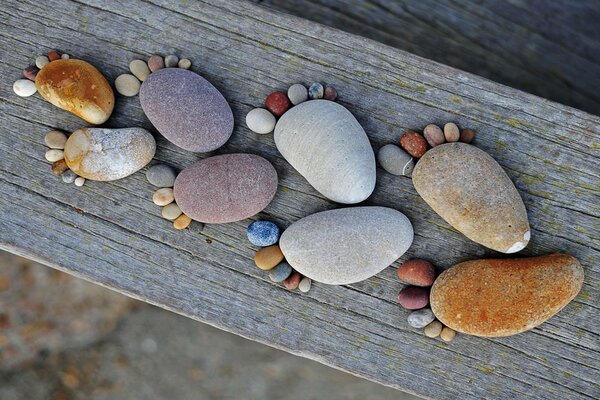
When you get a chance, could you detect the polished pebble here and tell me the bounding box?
[61,54,70,60]
[440,326,456,342]
[74,177,85,187]
[254,245,284,270]
[397,286,429,310]
[45,149,64,162]
[13,79,37,97]
[377,144,414,177]
[178,58,192,69]
[129,59,151,81]
[35,55,49,69]
[23,65,39,81]
[115,74,141,96]
[460,129,476,143]
[62,170,77,183]
[247,221,280,247]
[47,51,61,61]
[146,164,177,187]
[323,86,337,101]
[148,55,165,72]
[246,108,276,134]
[397,258,436,287]
[51,159,69,175]
[444,122,460,142]
[308,82,324,99]
[173,213,192,230]
[423,124,445,147]
[287,83,308,105]
[284,271,302,290]
[265,91,291,117]
[424,320,443,338]
[153,188,175,206]
[162,203,182,220]
[164,54,179,68]
[45,130,68,149]
[269,262,292,283]
[407,308,435,328]
[399,131,429,158]
[298,277,312,293]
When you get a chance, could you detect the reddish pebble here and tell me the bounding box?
[23,65,39,81]
[397,259,437,287]
[323,86,337,101]
[397,286,429,310]
[51,159,69,175]
[460,129,476,143]
[399,131,429,158]
[47,51,61,61]
[283,271,302,290]
[147,55,165,72]
[265,91,291,117]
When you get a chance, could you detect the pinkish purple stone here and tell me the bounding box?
[173,154,278,224]
[139,68,234,152]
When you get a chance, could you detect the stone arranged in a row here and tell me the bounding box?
[399,122,475,158]
[43,130,85,186]
[146,164,194,230]
[115,54,192,97]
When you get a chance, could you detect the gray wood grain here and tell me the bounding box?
[0,0,598,399]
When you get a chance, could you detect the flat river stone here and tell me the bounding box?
[430,254,584,337]
[279,206,414,285]
[413,143,530,253]
[174,154,278,224]
[274,100,376,204]
[139,68,234,152]
[64,128,155,181]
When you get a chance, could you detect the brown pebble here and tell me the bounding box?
[323,86,337,101]
[460,129,476,143]
[397,286,429,310]
[47,50,61,61]
[423,124,445,147]
[173,213,192,230]
[265,91,291,117]
[23,65,39,81]
[399,131,429,158]
[424,320,443,338]
[444,123,460,142]
[283,271,302,290]
[254,245,284,271]
[147,55,165,72]
[397,258,436,287]
[440,326,456,342]
[51,159,69,175]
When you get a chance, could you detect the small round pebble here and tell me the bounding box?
[47,51,61,61]
[269,262,292,283]
[298,277,312,293]
[23,65,39,81]
[460,128,476,144]
[407,308,435,329]
[115,74,141,96]
[164,54,179,68]
[173,213,192,230]
[162,203,182,220]
[399,131,429,158]
[323,86,337,101]
[444,122,460,142]
[62,170,77,184]
[129,59,151,81]
[51,159,69,175]
[424,320,443,338]
[148,55,165,72]
[246,108,276,134]
[45,130,68,149]
[265,91,291,117]
[247,221,280,247]
[397,286,429,310]
[284,271,302,290]
[308,82,324,99]
[254,245,284,270]
[146,164,177,187]
[423,124,445,147]
[440,326,456,342]
[61,53,70,60]
[35,55,49,69]
[397,258,436,287]
[45,149,64,162]
[178,58,192,69]
[152,188,175,206]
[74,177,85,187]
[287,83,308,105]
[377,144,414,177]
[13,79,37,97]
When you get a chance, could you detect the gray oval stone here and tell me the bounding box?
[407,309,435,328]
[269,262,292,283]
[377,144,414,176]
[140,68,233,152]
[274,100,376,204]
[146,164,177,187]
[279,206,414,285]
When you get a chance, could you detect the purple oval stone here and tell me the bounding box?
[139,68,234,152]
[174,154,278,224]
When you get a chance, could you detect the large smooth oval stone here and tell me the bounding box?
[274,100,376,204]
[64,128,155,181]
[139,68,234,152]
[413,143,530,253]
[174,154,278,223]
[279,206,414,285]
[430,254,584,337]
[35,59,115,124]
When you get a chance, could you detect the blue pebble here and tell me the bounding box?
[308,82,324,99]
[269,262,292,283]
[247,221,280,246]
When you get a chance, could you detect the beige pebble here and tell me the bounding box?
[45,149,64,162]
[173,213,192,230]
[61,53,70,60]
[129,59,151,81]
[424,320,443,338]
[74,177,85,186]
[13,79,37,97]
[444,122,460,142]
[440,326,456,342]
[115,74,141,96]
[35,55,49,69]
[298,277,312,293]
[178,58,192,69]
[44,130,68,149]
[162,203,182,220]
[152,188,175,206]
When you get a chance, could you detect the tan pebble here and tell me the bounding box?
[152,188,174,206]
[44,130,68,149]
[424,320,443,338]
[298,277,312,293]
[254,245,284,270]
[460,129,476,143]
[162,203,182,220]
[444,123,460,142]
[74,177,85,186]
[45,149,64,162]
[51,159,69,175]
[115,74,141,96]
[35,55,49,69]
[178,58,192,69]
[61,53,70,60]
[173,213,192,230]
[129,59,151,81]
[440,326,456,342]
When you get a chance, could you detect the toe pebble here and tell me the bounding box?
[265,92,291,117]
[153,188,175,206]
[444,123,460,142]
[115,74,141,96]
[246,108,276,134]
[460,129,476,143]
[164,54,179,68]
[51,159,69,175]
[74,177,85,186]
[298,277,312,293]
[35,55,49,69]
[424,320,443,338]
[284,271,302,290]
[440,327,456,342]
[13,79,37,97]
[269,262,292,283]
[129,59,151,81]
[173,213,192,230]
[45,149,64,162]
[178,58,192,69]
[148,55,165,72]
[323,86,337,101]
[45,130,68,149]
[308,82,324,99]
[146,164,177,187]
[47,51,61,61]
[62,170,76,183]
[162,203,182,220]
[287,84,308,105]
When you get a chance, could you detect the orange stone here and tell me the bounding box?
[254,245,284,271]
[430,254,584,337]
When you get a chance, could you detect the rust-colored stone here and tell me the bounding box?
[51,159,69,175]
[397,258,436,286]
[399,130,429,158]
[265,91,291,117]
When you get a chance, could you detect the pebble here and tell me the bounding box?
[424,320,443,338]
[308,82,324,99]
[74,177,85,187]
[162,203,182,220]
[152,188,175,206]
[115,74,141,96]
[407,308,435,329]
[265,91,291,117]
[146,164,177,187]
[423,124,445,147]
[460,129,475,143]
[254,245,284,270]
[283,271,302,290]
[173,213,192,230]
[247,221,280,247]
[287,83,308,105]
[188,221,205,233]
[399,131,429,158]
[44,130,68,149]
[397,259,436,287]
[13,79,37,97]
[298,277,312,293]
[164,54,179,68]
[178,58,192,69]
[397,286,429,310]
[45,149,64,162]
[129,59,151,81]
[35,55,49,69]
[269,262,292,283]
[323,86,337,101]
[377,144,414,177]
[47,51,61,61]
[444,122,460,142]
[61,170,77,184]
[61,54,70,60]
[51,159,69,175]
[246,108,276,134]
[23,65,39,81]
[440,327,456,342]
[148,55,165,72]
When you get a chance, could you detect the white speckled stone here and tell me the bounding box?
[74,177,85,186]
[45,149,64,162]
[274,100,376,204]
[279,206,414,285]
[377,144,414,176]
[246,108,276,134]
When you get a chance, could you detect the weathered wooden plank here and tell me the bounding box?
[0,0,598,399]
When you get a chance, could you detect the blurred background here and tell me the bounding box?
[2,1,598,399]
